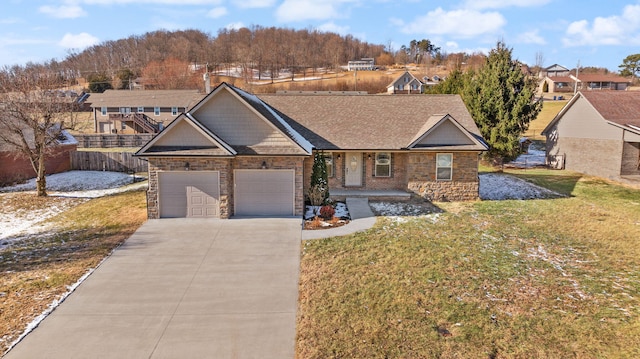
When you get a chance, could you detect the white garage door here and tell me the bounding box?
[159,171,220,218]
[234,170,295,216]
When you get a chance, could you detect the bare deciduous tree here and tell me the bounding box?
[0,66,79,196]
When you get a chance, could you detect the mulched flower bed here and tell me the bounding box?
[303,202,350,230]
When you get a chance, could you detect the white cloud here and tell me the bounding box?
[445,41,460,50]
[276,0,357,22]
[464,0,552,10]
[400,7,506,38]
[0,17,22,25]
[39,5,87,19]
[389,17,404,27]
[82,0,223,4]
[316,22,350,35]
[225,22,245,30]
[562,4,640,46]
[516,29,546,45]
[58,33,100,49]
[207,6,227,18]
[230,0,277,8]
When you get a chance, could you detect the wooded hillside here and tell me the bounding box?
[4,27,495,93]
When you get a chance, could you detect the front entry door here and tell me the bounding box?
[345,152,363,186]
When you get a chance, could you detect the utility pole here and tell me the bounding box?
[574,60,580,94]
[354,69,357,91]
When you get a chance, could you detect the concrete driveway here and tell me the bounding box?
[4,218,302,359]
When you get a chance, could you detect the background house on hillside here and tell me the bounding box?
[542,91,640,182]
[347,58,376,71]
[574,74,630,91]
[87,89,205,134]
[540,64,571,78]
[540,63,630,94]
[386,71,425,94]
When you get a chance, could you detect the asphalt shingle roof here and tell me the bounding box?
[581,91,640,128]
[87,89,205,108]
[257,93,483,151]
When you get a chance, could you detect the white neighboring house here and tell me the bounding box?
[387,71,425,94]
[347,58,375,71]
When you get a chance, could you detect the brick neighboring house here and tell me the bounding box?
[87,89,205,134]
[542,91,640,180]
[136,83,488,219]
[540,66,630,94]
[0,129,77,186]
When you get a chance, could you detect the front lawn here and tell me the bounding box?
[297,170,640,358]
[0,190,147,354]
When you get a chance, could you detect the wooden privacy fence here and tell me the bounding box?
[71,151,148,173]
[75,134,154,148]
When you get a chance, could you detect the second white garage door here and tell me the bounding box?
[234,170,295,216]
[159,171,220,218]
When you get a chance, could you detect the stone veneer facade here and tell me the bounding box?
[303,151,480,202]
[146,156,305,219]
[147,151,479,219]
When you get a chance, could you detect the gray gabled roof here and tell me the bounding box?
[136,83,487,157]
[407,114,488,151]
[386,70,423,88]
[87,89,205,108]
[135,113,236,157]
[542,91,640,136]
[258,93,484,151]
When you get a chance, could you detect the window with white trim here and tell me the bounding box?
[375,152,391,177]
[119,107,131,114]
[137,106,144,113]
[436,153,453,181]
[101,107,107,116]
[323,153,334,178]
[154,107,160,116]
[171,107,178,116]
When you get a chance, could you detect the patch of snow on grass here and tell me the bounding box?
[0,196,86,243]
[479,173,560,200]
[507,141,546,169]
[1,171,137,193]
[0,171,147,244]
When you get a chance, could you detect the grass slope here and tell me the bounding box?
[524,100,567,140]
[0,190,147,354]
[297,170,640,358]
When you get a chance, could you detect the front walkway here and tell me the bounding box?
[4,218,302,359]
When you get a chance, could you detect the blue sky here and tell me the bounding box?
[2,0,640,72]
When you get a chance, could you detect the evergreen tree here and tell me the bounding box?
[87,72,113,93]
[310,151,329,204]
[462,41,542,162]
[619,54,640,83]
[425,68,469,94]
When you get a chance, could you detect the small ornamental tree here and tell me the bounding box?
[310,151,329,204]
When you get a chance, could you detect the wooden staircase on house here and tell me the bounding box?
[109,113,161,134]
